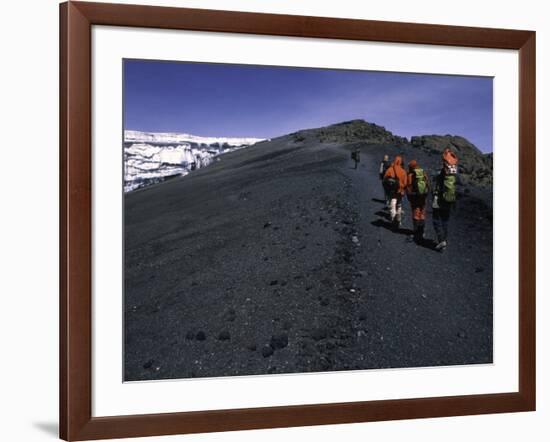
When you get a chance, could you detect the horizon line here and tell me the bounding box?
[124,119,491,153]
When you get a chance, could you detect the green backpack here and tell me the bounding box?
[441,174,457,203]
[412,168,428,195]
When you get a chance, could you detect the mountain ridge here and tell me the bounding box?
[125,120,492,192]
[286,119,492,188]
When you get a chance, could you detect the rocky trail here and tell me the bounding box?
[124,125,493,381]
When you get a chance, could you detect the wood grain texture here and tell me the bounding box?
[60,2,92,440]
[59,4,68,438]
[518,33,536,409]
[74,1,531,49]
[59,1,536,440]
[75,392,529,440]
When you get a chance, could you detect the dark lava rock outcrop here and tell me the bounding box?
[410,135,492,187]
[292,119,409,146]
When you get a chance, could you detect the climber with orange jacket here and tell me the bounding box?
[383,155,408,229]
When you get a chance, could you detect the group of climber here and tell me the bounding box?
[378,149,459,251]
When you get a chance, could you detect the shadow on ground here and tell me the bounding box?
[370,218,413,236]
[33,422,58,438]
[371,218,439,251]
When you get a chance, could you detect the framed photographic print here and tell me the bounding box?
[60,1,536,440]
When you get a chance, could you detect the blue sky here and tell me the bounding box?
[124,59,493,152]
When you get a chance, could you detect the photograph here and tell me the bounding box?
[123,59,494,382]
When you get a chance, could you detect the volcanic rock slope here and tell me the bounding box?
[124,120,493,381]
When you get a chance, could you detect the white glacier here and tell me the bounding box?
[124,130,263,192]
[125,130,264,147]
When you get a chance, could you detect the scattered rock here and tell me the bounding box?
[263,222,272,228]
[262,345,274,357]
[311,328,328,341]
[269,280,278,286]
[195,331,206,341]
[319,356,332,370]
[143,359,154,369]
[457,331,467,339]
[224,308,236,322]
[270,334,289,350]
[218,331,231,341]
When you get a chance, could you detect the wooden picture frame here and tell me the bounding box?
[59,1,536,440]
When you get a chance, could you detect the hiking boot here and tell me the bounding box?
[435,240,447,251]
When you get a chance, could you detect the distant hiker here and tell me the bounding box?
[379,154,391,179]
[432,148,459,251]
[406,160,430,243]
[351,148,361,169]
[383,155,408,229]
[190,161,197,171]
[379,154,392,206]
